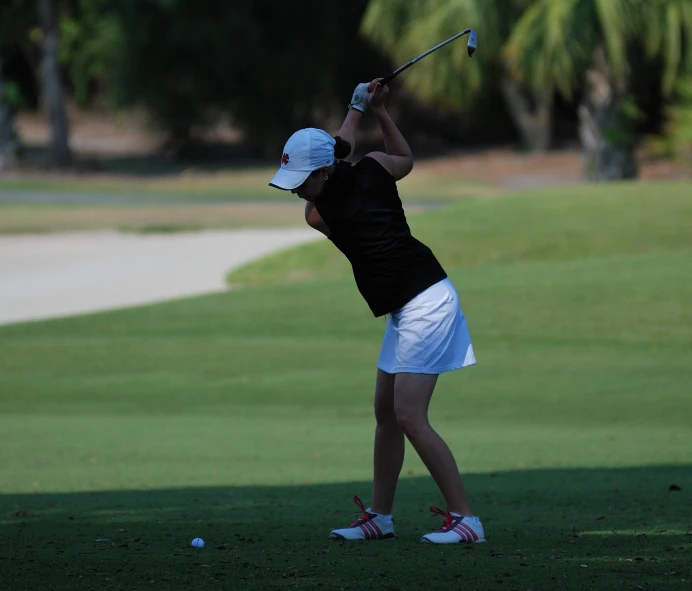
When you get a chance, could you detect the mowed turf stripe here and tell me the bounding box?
[0,414,689,493]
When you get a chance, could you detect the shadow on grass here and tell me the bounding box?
[2,466,690,591]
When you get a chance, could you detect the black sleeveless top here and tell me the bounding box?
[315,156,447,317]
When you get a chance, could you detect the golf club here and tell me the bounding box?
[378,28,477,87]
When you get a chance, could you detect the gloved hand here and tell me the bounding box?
[349,82,371,113]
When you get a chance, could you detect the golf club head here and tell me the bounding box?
[467,29,477,57]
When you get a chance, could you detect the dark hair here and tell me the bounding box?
[333,136,352,160]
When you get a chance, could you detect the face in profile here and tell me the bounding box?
[292,168,328,202]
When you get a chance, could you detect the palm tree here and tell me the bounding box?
[505,0,692,180]
[360,0,552,151]
[38,0,71,167]
[0,55,21,170]
[0,1,26,170]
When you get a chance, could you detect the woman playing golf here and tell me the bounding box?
[268,79,484,545]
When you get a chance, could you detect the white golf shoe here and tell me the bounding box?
[420,506,486,544]
[329,496,395,541]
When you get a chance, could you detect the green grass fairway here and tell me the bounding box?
[226,180,692,287]
[0,162,493,203]
[1,181,691,590]
[0,164,486,234]
[0,169,284,201]
[0,202,306,234]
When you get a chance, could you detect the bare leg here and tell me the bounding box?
[370,369,405,515]
[394,373,472,516]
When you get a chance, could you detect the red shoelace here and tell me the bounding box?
[349,495,376,527]
[429,506,457,532]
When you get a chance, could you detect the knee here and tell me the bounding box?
[394,405,427,438]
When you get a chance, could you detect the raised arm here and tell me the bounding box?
[336,108,363,163]
[365,81,414,181]
[301,84,370,234]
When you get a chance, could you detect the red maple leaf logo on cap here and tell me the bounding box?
[281,153,289,165]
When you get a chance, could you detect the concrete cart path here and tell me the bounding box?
[0,228,320,326]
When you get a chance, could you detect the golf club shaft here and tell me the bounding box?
[379,28,475,87]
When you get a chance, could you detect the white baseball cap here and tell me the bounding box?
[269,128,336,190]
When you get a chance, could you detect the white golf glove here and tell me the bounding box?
[349,82,371,113]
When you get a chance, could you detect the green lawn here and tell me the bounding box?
[227,180,692,286]
[0,202,306,234]
[0,158,495,234]
[1,180,691,590]
[0,163,493,203]
[0,170,282,201]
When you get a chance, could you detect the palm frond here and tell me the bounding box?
[361,0,517,109]
[506,0,592,99]
[633,0,692,95]
[663,1,684,93]
[593,0,633,80]
[360,0,417,55]
[684,1,692,73]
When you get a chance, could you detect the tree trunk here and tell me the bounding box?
[578,46,637,180]
[0,57,20,170]
[500,76,552,152]
[39,0,71,167]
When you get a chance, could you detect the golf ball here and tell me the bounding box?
[191,537,204,548]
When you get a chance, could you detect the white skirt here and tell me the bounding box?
[377,278,476,375]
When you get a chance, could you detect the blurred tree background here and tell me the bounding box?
[0,0,690,176]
